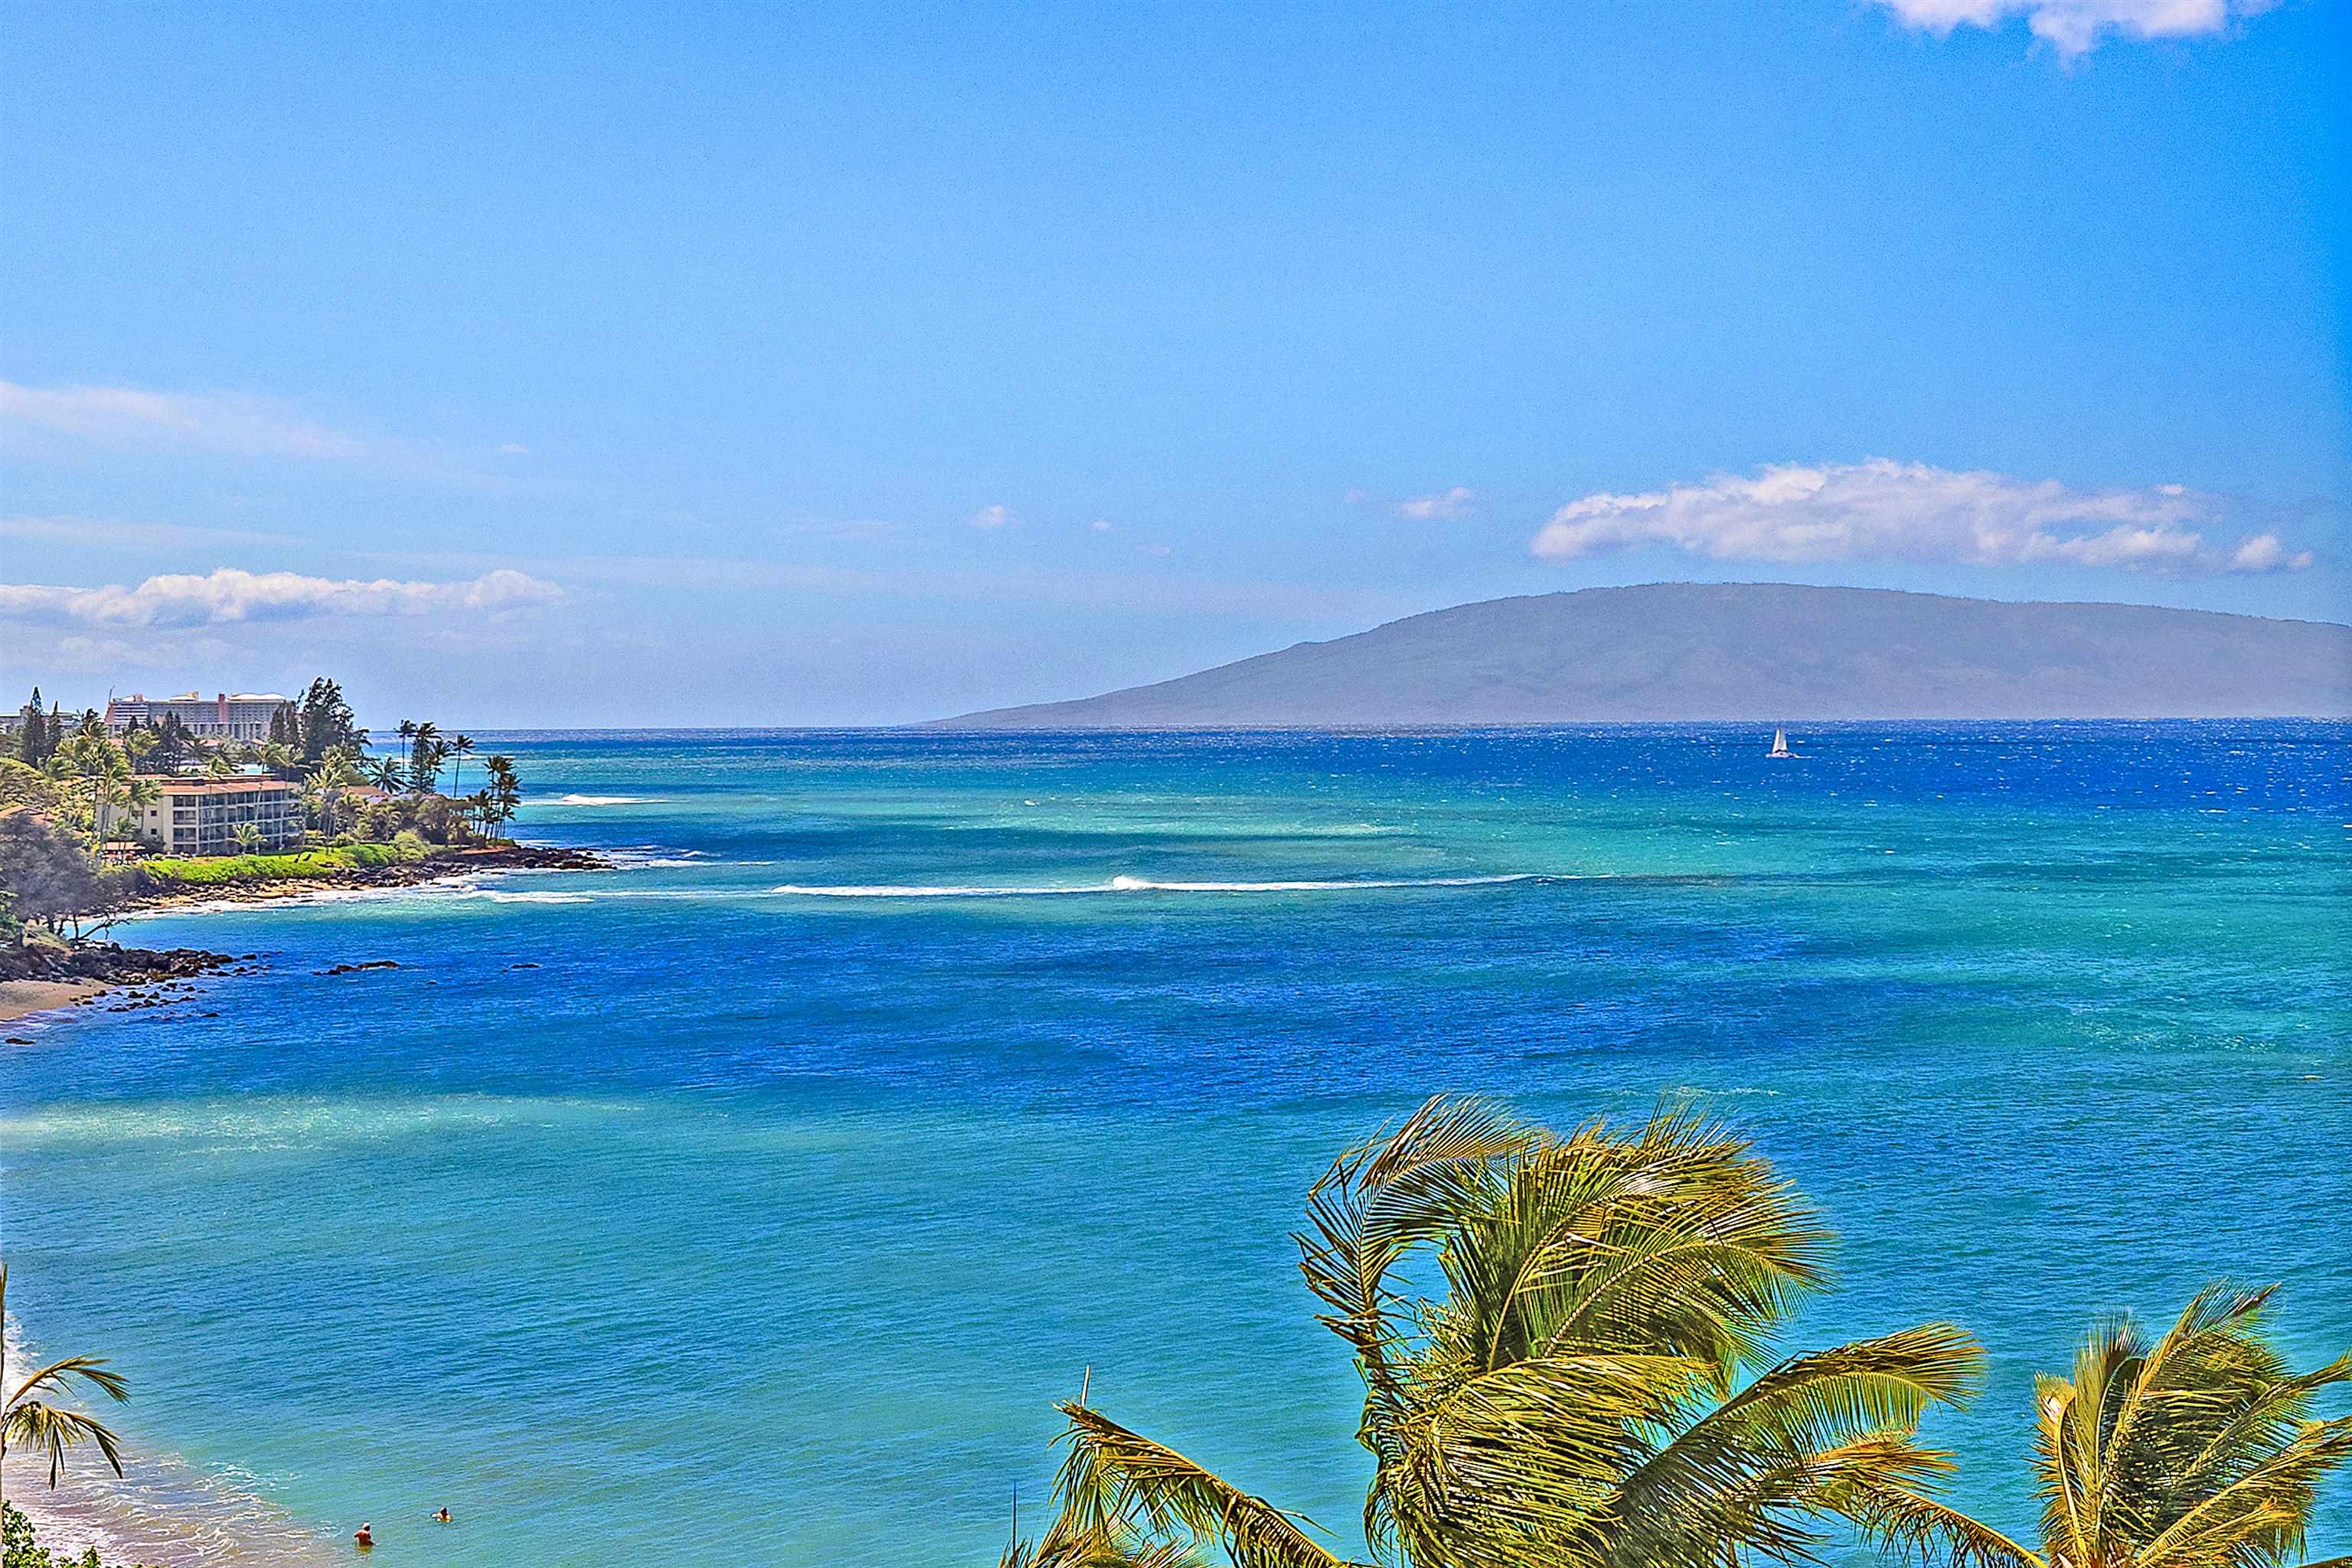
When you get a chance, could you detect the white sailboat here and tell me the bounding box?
[1768,726,1794,759]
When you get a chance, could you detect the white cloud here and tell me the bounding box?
[1090,518,1113,532]
[969,504,1018,530]
[1530,459,2311,577]
[497,442,531,456]
[1399,486,1477,521]
[0,567,564,628]
[1871,0,2274,57]
[0,381,371,459]
[2228,533,2313,573]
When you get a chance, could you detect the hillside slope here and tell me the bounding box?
[939,583,2352,726]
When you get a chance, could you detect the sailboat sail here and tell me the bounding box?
[1769,727,1792,758]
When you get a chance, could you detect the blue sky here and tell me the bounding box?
[3,0,2344,725]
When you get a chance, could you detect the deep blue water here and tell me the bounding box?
[2,725,2347,1566]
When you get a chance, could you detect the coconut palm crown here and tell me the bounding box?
[1862,1284,2352,1568]
[0,1263,129,1500]
[1008,1096,1993,1568]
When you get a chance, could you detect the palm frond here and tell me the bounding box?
[1841,1475,2045,1568]
[3,1397,126,1487]
[1618,1323,1986,1524]
[2134,1416,2352,1568]
[1374,1350,1708,1565]
[1295,1096,1534,1370]
[10,1353,131,1407]
[1051,1402,1352,1568]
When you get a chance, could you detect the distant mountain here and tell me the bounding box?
[939,583,2352,727]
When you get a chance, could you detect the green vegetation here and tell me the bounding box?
[1857,1285,2352,1568]
[0,815,138,941]
[0,1266,156,1568]
[2,1502,161,1568]
[1004,1097,2352,1568]
[139,838,428,886]
[2,1263,129,1546]
[2,677,531,932]
[0,1097,2343,1566]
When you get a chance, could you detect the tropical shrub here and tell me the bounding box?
[0,816,135,937]
[2,1502,162,1568]
[135,839,427,886]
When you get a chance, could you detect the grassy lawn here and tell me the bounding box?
[139,840,428,885]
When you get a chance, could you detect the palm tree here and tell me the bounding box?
[1011,1097,1990,1568]
[446,733,476,795]
[481,754,522,840]
[60,735,129,864]
[122,775,159,854]
[305,750,364,838]
[0,1263,129,1514]
[233,821,263,854]
[1860,1284,2352,1568]
[364,753,407,795]
[92,772,157,861]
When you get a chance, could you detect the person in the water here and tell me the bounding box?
[433,1508,452,1523]
[354,1523,374,1548]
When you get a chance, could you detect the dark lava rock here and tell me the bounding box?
[0,942,237,986]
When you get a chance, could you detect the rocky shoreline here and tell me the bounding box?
[0,939,243,987]
[0,940,248,1030]
[125,842,611,912]
[2,844,611,1027]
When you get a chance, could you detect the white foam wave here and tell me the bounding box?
[769,874,1540,898]
[1112,873,1537,892]
[3,1315,335,1566]
[547,793,663,805]
[444,887,598,904]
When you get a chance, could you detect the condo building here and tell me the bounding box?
[131,775,302,854]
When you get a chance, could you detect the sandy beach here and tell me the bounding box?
[0,978,106,1024]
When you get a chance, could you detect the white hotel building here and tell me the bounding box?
[103,691,294,742]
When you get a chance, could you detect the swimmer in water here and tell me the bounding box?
[354,1522,374,1548]
[433,1508,452,1523]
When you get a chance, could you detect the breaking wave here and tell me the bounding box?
[767,874,1544,898]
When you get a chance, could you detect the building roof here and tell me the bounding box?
[132,775,296,795]
[110,691,292,705]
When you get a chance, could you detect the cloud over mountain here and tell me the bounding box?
[1529,459,2310,577]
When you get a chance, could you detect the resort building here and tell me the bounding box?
[130,775,302,855]
[104,691,294,742]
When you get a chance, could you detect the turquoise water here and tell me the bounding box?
[3,726,2347,1566]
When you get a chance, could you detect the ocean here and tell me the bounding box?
[3,725,2347,1567]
